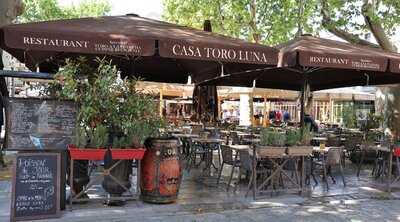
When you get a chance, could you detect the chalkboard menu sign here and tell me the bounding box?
[5,98,76,150]
[11,153,61,221]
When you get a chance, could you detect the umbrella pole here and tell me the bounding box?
[300,80,306,127]
[300,78,310,128]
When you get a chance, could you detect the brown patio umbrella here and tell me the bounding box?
[199,35,400,124]
[0,14,278,83]
[199,35,400,91]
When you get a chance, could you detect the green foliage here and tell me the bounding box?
[285,124,313,146]
[19,0,111,23]
[163,0,400,46]
[72,126,87,148]
[342,103,358,129]
[50,57,165,148]
[361,113,383,132]
[163,0,319,45]
[260,128,286,146]
[88,124,109,148]
[286,128,302,146]
[300,124,313,145]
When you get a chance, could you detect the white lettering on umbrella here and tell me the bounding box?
[171,43,269,63]
[309,56,349,65]
[22,36,89,48]
[172,44,201,57]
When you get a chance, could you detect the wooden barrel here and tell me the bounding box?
[141,137,182,203]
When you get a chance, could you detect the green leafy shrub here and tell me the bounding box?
[48,57,165,148]
[260,128,286,147]
[286,128,302,146]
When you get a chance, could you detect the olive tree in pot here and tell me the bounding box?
[48,57,163,205]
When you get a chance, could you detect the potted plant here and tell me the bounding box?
[46,57,163,204]
[258,128,287,157]
[286,126,313,156]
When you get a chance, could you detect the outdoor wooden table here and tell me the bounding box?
[235,131,253,137]
[357,145,399,192]
[191,138,224,173]
[312,146,333,153]
[229,144,251,151]
[172,133,200,138]
[312,137,328,142]
[204,126,217,131]
[243,138,261,144]
[233,145,307,199]
[220,130,231,135]
[357,144,390,177]
[311,137,346,145]
[257,151,306,197]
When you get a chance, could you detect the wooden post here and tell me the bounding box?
[330,97,334,123]
[263,94,268,127]
[388,144,393,192]
[250,92,254,126]
[217,96,222,120]
[159,88,163,117]
[300,80,309,127]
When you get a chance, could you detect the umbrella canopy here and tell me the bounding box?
[199,35,400,91]
[0,14,278,83]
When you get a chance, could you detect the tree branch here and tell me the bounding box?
[362,0,397,52]
[216,0,227,33]
[320,0,379,48]
[249,0,260,43]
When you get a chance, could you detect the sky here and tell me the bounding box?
[58,0,163,19]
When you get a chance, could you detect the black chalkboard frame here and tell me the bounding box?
[4,97,77,151]
[10,152,61,221]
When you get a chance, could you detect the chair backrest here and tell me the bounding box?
[326,147,342,166]
[220,145,234,164]
[191,125,203,134]
[230,132,240,145]
[239,149,253,171]
[209,129,221,138]
[199,131,210,139]
[344,134,362,152]
[327,135,341,147]
[182,127,191,134]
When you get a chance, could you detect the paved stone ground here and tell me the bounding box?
[1,157,399,222]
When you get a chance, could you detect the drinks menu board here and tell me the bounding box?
[11,153,61,221]
[5,98,76,150]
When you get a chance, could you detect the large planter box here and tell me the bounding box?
[256,145,286,158]
[68,146,146,160]
[286,146,313,156]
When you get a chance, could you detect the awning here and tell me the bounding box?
[0,15,278,83]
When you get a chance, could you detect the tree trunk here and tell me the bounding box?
[0,0,24,167]
[320,0,400,139]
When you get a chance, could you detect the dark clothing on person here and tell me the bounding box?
[269,111,276,120]
[304,115,318,132]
